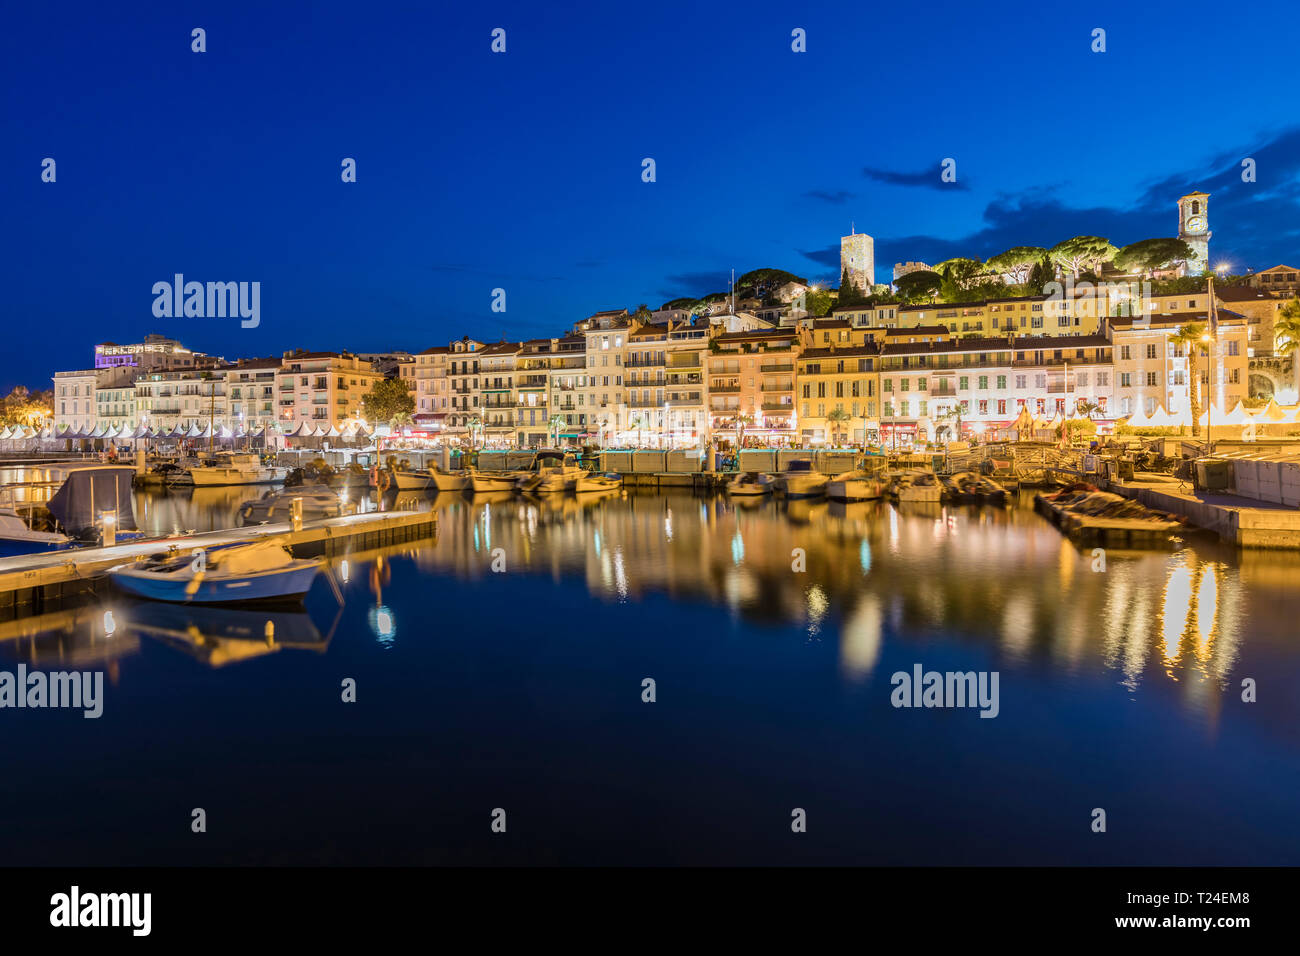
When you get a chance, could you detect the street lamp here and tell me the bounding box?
[1201,330,1214,452]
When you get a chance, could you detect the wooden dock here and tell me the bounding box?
[0,508,437,617]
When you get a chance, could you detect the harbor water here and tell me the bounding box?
[2,475,1298,865]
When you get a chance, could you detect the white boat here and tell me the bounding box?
[826,470,886,501]
[189,453,286,487]
[775,459,828,498]
[466,468,518,493]
[517,450,584,494]
[109,539,321,604]
[0,507,71,557]
[727,472,774,496]
[428,467,469,492]
[896,471,944,503]
[572,472,622,494]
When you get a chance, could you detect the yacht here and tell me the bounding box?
[188,453,286,487]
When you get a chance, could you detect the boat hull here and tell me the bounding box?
[781,476,828,498]
[0,537,73,558]
[427,471,466,492]
[468,474,517,493]
[827,479,883,501]
[189,468,285,487]
[109,562,321,604]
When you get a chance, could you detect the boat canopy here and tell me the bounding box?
[46,466,138,536]
[213,539,294,574]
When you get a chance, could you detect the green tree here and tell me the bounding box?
[805,286,834,316]
[632,303,653,322]
[736,268,808,301]
[986,246,1047,285]
[895,269,943,301]
[1049,236,1118,278]
[1114,238,1195,275]
[1275,297,1300,396]
[364,377,416,424]
[826,407,851,445]
[548,414,565,447]
[838,267,868,307]
[1027,255,1055,291]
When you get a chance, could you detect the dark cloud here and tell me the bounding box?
[813,127,1300,275]
[863,165,970,192]
[804,189,855,204]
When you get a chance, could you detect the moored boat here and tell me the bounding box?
[572,472,622,494]
[726,471,774,496]
[775,459,828,498]
[0,507,71,557]
[826,470,886,501]
[108,539,321,604]
[517,450,584,494]
[466,468,518,493]
[238,485,345,525]
[189,452,286,487]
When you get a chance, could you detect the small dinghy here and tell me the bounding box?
[108,539,322,605]
[727,472,774,496]
[572,472,622,493]
[0,507,71,558]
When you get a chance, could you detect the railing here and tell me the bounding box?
[760,383,792,392]
[762,402,793,411]
[760,364,794,373]
[624,358,664,368]
[711,385,741,393]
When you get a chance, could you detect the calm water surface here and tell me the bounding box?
[2,476,1298,865]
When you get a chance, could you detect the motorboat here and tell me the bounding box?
[517,450,584,494]
[826,470,886,501]
[108,539,321,604]
[572,472,622,494]
[774,459,828,498]
[189,452,286,487]
[726,472,774,496]
[43,466,144,547]
[238,484,346,525]
[0,507,71,558]
[893,470,944,503]
[465,467,519,493]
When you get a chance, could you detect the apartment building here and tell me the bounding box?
[94,334,208,371]
[225,358,281,433]
[578,311,630,444]
[707,327,799,433]
[625,322,669,441]
[93,367,140,433]
[664,319,709,442]
[1105,311,1249,418]
[52,370,101,433]
[136,365,228,433]
[797,344,880,445]
[478,341,522,444]
[547,335,587,443]
[1249,264,1300,294]
[447,337,485,430]
[405,346,451,426]
[514,339,557,447]
[277,351,382,429]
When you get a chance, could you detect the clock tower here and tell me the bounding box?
[1178,191,1211,275]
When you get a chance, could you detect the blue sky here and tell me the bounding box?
[3,0,1299,392]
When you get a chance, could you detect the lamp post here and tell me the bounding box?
[1201,330,1214,454]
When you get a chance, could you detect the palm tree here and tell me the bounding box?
[548,414,565,448]
[1171,322,1206,436]
[389,411,413,430]
[1275,297,1300,398]
[735,412,754,448]
[466,415,483,450]
[1077,399,1102,420]
[629,413,646,448]
[826,408,851,446]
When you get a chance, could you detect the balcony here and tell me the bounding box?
[762,402,793,412]
[760,383,792,392]
[625,358,665,368]
[930,386,958,397]
[711,385,741,393]
[760,364,794,373]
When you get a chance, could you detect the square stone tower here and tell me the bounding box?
[841,231,875,292]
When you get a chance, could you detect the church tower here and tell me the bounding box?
[1177,192,1211,276]
[840,229,875,292]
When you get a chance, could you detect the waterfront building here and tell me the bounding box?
[224,358,281,435]
[577,310,630,445]
[707,327,800,437]
[665,317,710,445]
[512,339,558,448]
[1105,310,1249,418]
[135,365,229,434]
[52,369,101,434]
[477,341,523,446]
[405,346,451,428]
[624,322,669,444]
[277,350,383,430]
[797,343,880,445]
[93,367,140,433]
[447,337,485,430]
[94,333,207,371]
[546,335,587,444]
